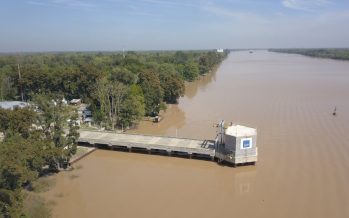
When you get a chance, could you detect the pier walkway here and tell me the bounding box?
[78,130,216,159]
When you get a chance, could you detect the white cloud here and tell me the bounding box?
[282,0,330,11]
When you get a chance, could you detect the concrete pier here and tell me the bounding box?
[78,130,216,159]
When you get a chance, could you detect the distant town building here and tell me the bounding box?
[70,99,82,105]
[217,48,224,53]
[0,101,30,110]
[82,109,93,126]
[83,117,94,126]
[83,109,92,117]
[0,132,4,142]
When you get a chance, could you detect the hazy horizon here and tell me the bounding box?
[2,47,349,55]
[1,0,349,52]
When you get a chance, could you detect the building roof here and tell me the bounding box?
[225,125,257,137]
[84,117,94,122]
[70,99,81,104]
[0,101,30,110]
[0,132,4,142]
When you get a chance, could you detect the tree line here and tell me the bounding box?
[269,48,349,61]
[0,50,228,129]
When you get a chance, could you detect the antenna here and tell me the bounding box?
[17,63,24,102]
[217,120,225,145]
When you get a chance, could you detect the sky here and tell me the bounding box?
[1,0,349,52]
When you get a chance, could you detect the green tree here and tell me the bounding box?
[94,79,128,129]
[138,70,163,116]
[66,113,80,156]
[183,62,199,81]
[174,51,188,64]
[0,189,23,217]
[0,108,36,139]
[159,72,184,103]
[110,67,137,85]
[33,94,79,170]
[0,135,49,217]
[0,75,17,101]
[119,85,145,128]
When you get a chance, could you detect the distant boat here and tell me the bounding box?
[249,51,253,54]
[333,106,337,116]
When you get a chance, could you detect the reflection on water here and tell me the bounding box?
[185,69,217,99]
[234,167,256,195]
[128,103,186,137]
[44,51,349,218]
[129,69,218,138]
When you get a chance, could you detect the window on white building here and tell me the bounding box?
[240,138,252,149]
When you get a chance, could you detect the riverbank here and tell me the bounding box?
[269,48,349,61]
[23,163,86,217]
[127,62,222,137]
[20,146,96,217]
[69,146,97,164]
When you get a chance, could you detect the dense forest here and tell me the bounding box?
[0,94,79,217]
[269,48,349,61]
[0,50,228,129]
[0,50,228,217]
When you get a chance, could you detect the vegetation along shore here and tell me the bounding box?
[269,48,349,61]
[0,50,228,217]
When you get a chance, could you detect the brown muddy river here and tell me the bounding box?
[43,51,349,218]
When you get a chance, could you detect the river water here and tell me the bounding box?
[43,51,349,218]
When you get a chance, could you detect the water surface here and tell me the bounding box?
[44,51,349,218]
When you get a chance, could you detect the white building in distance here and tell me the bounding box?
[0,101,30,110]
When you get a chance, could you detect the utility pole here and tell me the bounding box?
[17,63,24,102]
